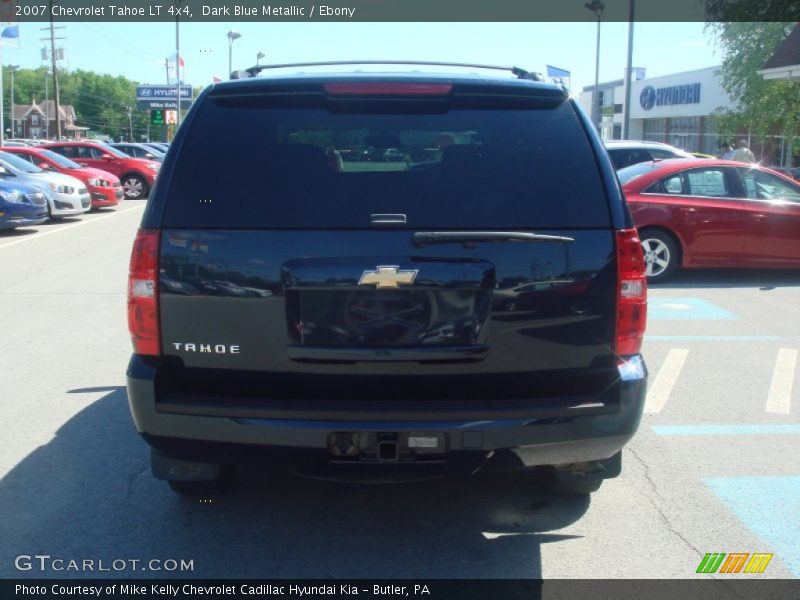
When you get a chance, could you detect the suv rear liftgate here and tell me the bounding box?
[127,64,647,495]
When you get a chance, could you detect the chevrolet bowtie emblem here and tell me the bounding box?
[358,266,419,289]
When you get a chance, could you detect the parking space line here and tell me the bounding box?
[766,348,797,415]
[0,203,145,250]
[645,348,689,414]
[653,424,800,435]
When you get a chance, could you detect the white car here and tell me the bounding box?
[0,151,90,217]
[604,140,696,170]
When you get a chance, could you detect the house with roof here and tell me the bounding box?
[11,99,89,140]
[759,24,800,82]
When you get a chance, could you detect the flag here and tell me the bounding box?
[546,65,570,88]
[212,76,222,83]
[166,52,185,85]
[0,21,19,48]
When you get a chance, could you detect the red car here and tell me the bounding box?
[42,141,160,200]
[617,159,800,280]
[619,158,800,279]
[3,146,123,209]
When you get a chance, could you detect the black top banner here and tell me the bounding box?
[6,0,800,22]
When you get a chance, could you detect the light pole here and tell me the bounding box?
[227,30,241,78]
[256,51,265,67]
[9,65,18,138]
[622,0,635,139]
[585,0,604,134]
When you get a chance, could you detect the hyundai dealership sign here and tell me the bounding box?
[640,83,701,110]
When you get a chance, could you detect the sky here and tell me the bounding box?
[0,21,722,95]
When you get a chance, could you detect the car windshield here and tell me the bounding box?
[0,150,44,173]
[617,161,661,185]
[39,149,82,169]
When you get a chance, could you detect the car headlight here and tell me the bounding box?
[87,178,110,187]
[0,190,22,203]
[48,183,76,194]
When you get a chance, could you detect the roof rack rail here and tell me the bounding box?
[229,60,544,82]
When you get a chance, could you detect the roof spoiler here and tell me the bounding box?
[229,61,544,82]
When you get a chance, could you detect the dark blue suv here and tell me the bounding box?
[126,63,648,496]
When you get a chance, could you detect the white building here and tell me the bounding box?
[579,66,735,155]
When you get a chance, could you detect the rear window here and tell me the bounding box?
[162,96,611,229]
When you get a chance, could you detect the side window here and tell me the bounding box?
[738,168,800,202]
[55,146,76,159]
[16,154,35,164]
[662,174,685,195]
[684,168,730,197]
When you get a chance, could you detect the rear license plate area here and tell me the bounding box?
[327,431,448,462]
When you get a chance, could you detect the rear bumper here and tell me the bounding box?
[127,355,647,472]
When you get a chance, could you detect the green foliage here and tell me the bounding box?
[2,66,196,140]
[706,22,799,159]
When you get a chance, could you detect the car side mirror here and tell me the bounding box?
[102,155,113,161]
[37,162,53,170]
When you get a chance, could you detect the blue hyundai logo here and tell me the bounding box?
[640,86,656,110]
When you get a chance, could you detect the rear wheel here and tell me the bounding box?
[639,228,679,281]
[122,174,148,199]
[167,465,236,496]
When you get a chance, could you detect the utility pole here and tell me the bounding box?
[41,2,65,141]
[127,106,133,141]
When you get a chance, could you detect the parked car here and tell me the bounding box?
[126,64,648,497]
[0,151,90,217]
[0,181,49,230]
[109,142,166,163]
[2,141,29,147]
[619,158,800,279]
[143,142,170,154]
[3,146,123,209]
[42,141,159,199]
[605,140,696,170]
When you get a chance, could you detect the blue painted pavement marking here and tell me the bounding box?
[653,424,800,436]
[705,476,800,577]
[648,297,740,321]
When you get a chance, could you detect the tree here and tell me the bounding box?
[706,22,800,166]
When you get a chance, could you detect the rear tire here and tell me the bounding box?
[167,465,236,496]
[534,466,603,496]
[639,228,679,281]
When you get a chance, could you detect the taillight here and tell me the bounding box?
[616,228,647,356]
[127,228,160,356]
[323,83,453,96]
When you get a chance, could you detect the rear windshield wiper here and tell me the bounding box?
[413,231,574,246]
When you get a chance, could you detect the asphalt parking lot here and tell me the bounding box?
[0,205,798,579]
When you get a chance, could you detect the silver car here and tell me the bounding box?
[0,151,90,217]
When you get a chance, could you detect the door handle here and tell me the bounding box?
[751,214,767,221]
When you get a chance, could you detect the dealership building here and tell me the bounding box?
[579,66,734,156]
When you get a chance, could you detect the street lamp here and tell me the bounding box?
[256,51,265,67]
[8,65,18,138]
[585,0,605,134]
[227,30,241,77]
